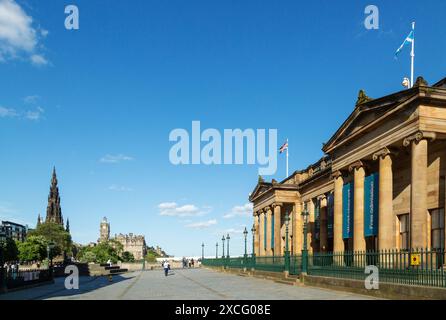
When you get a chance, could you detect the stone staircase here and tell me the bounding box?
[88,264,128,276]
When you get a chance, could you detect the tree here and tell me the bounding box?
[17,236,48,262]
[28,222,72,258]
[77,241,121,264]
[121,251,135,262]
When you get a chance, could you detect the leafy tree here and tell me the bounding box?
[79,251,97,263]
[28,222,72,258]
[17,236,48,262]
[1,238,19,262]
[77,241,121,264]
[121,251,135,262]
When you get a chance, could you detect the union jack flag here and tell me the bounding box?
[279,140,288,153]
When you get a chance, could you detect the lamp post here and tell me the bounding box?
[284,211,290,273]
[243,227,248,258]
[201,242,205,261]
[301,207,310,274]
[216,242,218,259]
[221,236,225,259]
[226,234,230,258]
[251,224,256,269]
[0,230,6,292]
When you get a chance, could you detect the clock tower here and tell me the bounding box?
[100,217,110,242]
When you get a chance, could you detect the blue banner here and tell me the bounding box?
[271,213,275,249]
[264,214,267,250]
[315,200,320,240]
[327,193,334,238]
[342,183,354,239]
[364,173,379,237]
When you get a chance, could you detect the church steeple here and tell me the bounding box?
[66,218,70,233]
[37,213,42,227]
[46,167,64,225]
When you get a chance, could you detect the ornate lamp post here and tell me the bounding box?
[301,207,310,274]
[243,227,248,258]
[284,211,290,273]
[201,243,205,261]
[251,224,256,269]
[221,236,225,259]
[0,230,6,292]
[216,242,218,259]
[226,234,230,258]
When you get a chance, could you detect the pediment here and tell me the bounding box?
[249,182,272,201]
[323,89,417,153]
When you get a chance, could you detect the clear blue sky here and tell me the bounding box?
[1,0,445,257]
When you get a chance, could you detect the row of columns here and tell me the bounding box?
[255,203,286,256]
[331,131,435,252]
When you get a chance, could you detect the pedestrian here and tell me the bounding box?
[163,260,169,276]
[191,258,195,268]
[107,259,112,267]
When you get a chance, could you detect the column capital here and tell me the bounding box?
[331,170,344,179]
[372,147,399,161]
[317,194,326,201]
[348,160,365,173]
[403,131,436,147]
[272,202,283,208]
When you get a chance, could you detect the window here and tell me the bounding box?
[431,208,445,250]
[399,214,410,250]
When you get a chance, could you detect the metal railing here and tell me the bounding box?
[1,268,52,290]
[202,248,446,288]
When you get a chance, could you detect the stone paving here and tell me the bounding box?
[0,268,377,300]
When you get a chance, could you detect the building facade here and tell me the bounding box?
[0,221,27,242]
[250,76,446,256]
[98,217,147,260]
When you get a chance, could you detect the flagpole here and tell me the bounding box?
[410,22,415,88]
[286,138,289,178]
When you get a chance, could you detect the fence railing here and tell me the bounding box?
[202,248,446,288]
[1,268,53,290]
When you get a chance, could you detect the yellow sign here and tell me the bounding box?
[410,253,421,266]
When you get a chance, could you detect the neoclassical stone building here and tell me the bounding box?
[250,76,446,256]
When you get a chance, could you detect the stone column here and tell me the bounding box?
[319,195,328,253]
[254,212,260,256]
[349,161,366,252]
[266,206,273,256]
[404,132,434,249]
[333,171,344,252]
[307,200,315,254]
[293,201,303,254]
[373,148,394,250]
[259,209,265,256]
[273,203,282,256]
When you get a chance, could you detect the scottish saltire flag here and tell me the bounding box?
[395,30,414,57]
[279,140,288,153]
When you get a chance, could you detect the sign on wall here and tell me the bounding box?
[327,193,334,238]
[342,182,354,239]
[364,173,379,237]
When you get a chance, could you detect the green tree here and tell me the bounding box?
[1,238,19,262]
[77,241,121,264]
[28,222,72,258]
[121,251,135,262]
[17,236,48,262]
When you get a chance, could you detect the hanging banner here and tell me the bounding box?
[327,193,334,238]
[315,200,320,240]
[271,214,275,249]
[364,173,379,237]
[342,182,354,239]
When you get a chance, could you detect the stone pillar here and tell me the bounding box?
[373,148,394,250]
[319,195,328,253]
[294,201,303,254]
[333,171,344,252]
[307,200,315,254]
[349,161,366,252]
[266,206,273,256]
[404,132,432,249]
[259,209,265,256]
[254,212,260,256]
[273,203,282,256]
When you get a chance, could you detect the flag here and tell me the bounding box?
[279,140,288,153]
[395,30,414,57]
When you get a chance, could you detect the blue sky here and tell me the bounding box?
[0,0,445,257]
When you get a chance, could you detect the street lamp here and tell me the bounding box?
[221,236,225,259]
[201,242,205,260]
[216,242,218,259]
[251,224,256,257]
[243,227,248,258]
[284,211,290,272]
[301,207,310,274]
[226,234,230,258]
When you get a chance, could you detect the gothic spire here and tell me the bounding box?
[46,167,64,226]
[37,213,41,227]
[66,218,70,233]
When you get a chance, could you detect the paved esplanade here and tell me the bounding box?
[0,268,375,300]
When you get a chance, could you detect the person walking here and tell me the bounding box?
[163,260,169,277]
